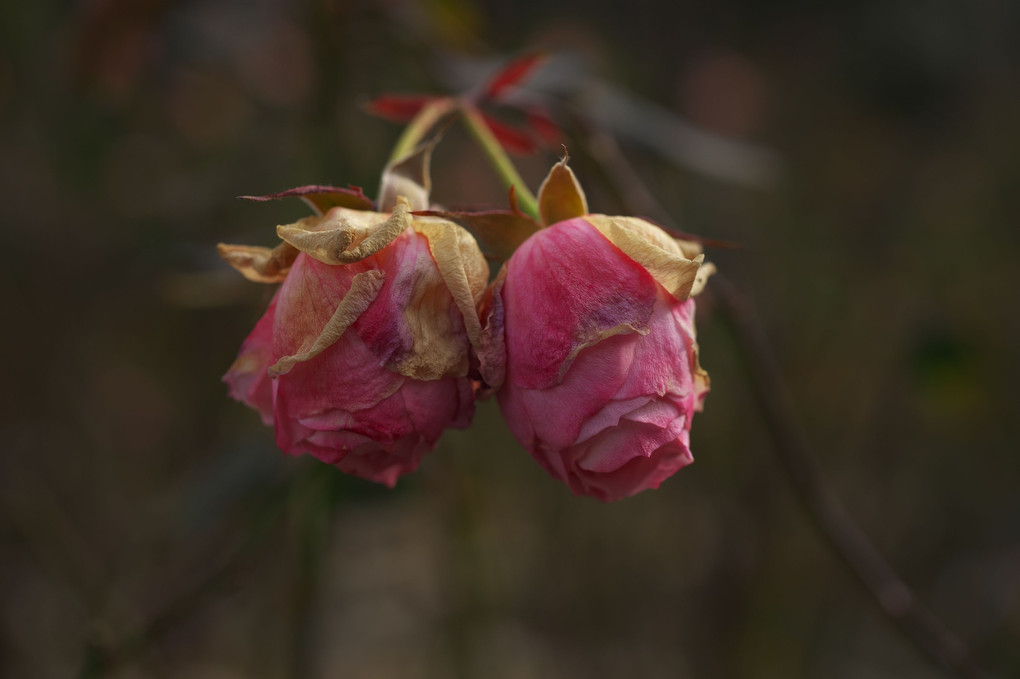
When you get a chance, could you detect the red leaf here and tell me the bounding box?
[364,94,438,122]
[525,106,563,146]
[240,185,375,215]
[483,52,548,101]
[482,113,537,155]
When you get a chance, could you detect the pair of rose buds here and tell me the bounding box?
[219,158,714,502]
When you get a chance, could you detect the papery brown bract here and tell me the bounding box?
[222,198,488,486]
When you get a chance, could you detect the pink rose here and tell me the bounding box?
[482,208,713,501]
[221,195,489,486]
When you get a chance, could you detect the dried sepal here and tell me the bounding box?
[336,199,413,263]
[378,141,433,212]
[277,199,413,266]
[538,155,588,227]
[585,215,710,301]
[412,219,489,354]
[269,269,385,376]
[275,213,356,266]
[217,241,299,283]
[240,185,374,216]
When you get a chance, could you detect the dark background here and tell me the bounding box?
[2,0,1018,677]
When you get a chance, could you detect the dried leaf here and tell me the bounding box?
[240,185,374,216]
[537,155,588,226]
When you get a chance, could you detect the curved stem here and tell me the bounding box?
[710,275,985,679]
[459,102,540,220]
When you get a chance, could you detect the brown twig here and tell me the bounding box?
[710,274,985,679]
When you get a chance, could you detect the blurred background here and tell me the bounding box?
[2,0,1019,677]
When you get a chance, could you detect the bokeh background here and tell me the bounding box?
[2,0,1019,677]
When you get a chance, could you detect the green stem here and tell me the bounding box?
[459,103,540,220]
[387,98,456,164]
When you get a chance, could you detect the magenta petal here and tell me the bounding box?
[502,218,657,390]
[226,210,484,487]
[496,217,707,501]
[223,294,278,425]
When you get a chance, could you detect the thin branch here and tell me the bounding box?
[577,123,985,678]
[710,275,985,679]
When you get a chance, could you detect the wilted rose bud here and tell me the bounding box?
[480,160,713,501]
[221,183,489,487]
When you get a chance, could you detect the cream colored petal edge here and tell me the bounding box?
[413,218,489,351]
[217,242,298,283]
[268,269,385,376]
[334,198,412,263]
[585,215,705,301]
[276,217,356,265]
[276,199,413,266]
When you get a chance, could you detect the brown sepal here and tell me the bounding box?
[537,153,589,226]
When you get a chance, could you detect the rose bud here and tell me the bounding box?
[480,159,713,501]
[220,189,489,487]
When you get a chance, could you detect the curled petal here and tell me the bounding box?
[223,294,278,424]
[412,218,489,350]
[585,215,707,300]
[217,242,298,283]
[277,199,413,266]
[335,199,413,263]
[276,214,357,265]
[269,269,385,376]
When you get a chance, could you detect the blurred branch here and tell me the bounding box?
[710,275,985,679]
[76,473,294,679]
[579,119,984,678]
